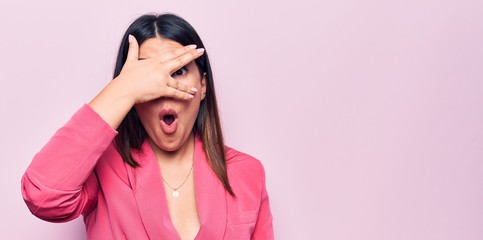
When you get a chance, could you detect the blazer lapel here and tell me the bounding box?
[127,140,179,239]
[194,137,227,239]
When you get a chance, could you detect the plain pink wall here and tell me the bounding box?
[1,0,482,239]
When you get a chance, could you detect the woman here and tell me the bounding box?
[21,13,273,240]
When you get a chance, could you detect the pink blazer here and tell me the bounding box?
[21,105,273,240]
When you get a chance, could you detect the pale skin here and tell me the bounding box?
[89,35,206,240]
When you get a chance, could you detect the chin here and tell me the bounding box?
[155,134,189,152]
[146,126,193,153]
[159,143,182,152]
[153,138,180,152]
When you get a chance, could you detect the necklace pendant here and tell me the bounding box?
[172,191,180,198]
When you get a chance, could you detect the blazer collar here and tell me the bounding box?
[127,136,227,239]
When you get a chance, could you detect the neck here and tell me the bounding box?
[150,134,195,167]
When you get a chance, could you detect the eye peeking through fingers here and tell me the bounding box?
[171,67,188,78]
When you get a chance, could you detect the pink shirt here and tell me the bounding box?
[21,105,273,239]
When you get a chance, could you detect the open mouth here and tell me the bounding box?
[163,114,176,125]
[159,108,179,135]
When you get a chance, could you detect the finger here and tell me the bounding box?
[166,48,205,72]
[165,87,194,100]
[126,35,139,62]
[166,78,179,89]
[166,78,192,93]
[157,44,197,63]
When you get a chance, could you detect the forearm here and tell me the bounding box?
[88,77,136,130]
[22,105,117,221]
[24,104,116,188]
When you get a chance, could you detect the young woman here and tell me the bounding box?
[21,13,273,240]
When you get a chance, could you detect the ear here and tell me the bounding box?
[200,73,207,100]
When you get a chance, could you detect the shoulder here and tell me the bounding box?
[225,146,266,184]
[226,146,264,170]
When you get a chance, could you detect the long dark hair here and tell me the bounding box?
[113,13,234,196]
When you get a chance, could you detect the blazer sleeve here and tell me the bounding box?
[252,164,274,240]
[21,104,117,222]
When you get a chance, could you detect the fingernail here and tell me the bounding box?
[191,87,198,93]
[128,35,134,43]
[188,94,194,99]
[196,48,205,53]
[188,44,197,49]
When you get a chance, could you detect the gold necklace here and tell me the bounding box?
[161,162,194,198]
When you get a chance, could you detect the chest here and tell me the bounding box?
[160,164,201,240]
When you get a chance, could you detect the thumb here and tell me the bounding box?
[126,34,139,62]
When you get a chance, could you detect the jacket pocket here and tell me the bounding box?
[228,210,258,224]
[225,211,258,239]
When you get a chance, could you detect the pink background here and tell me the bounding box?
[1,0,482,239]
